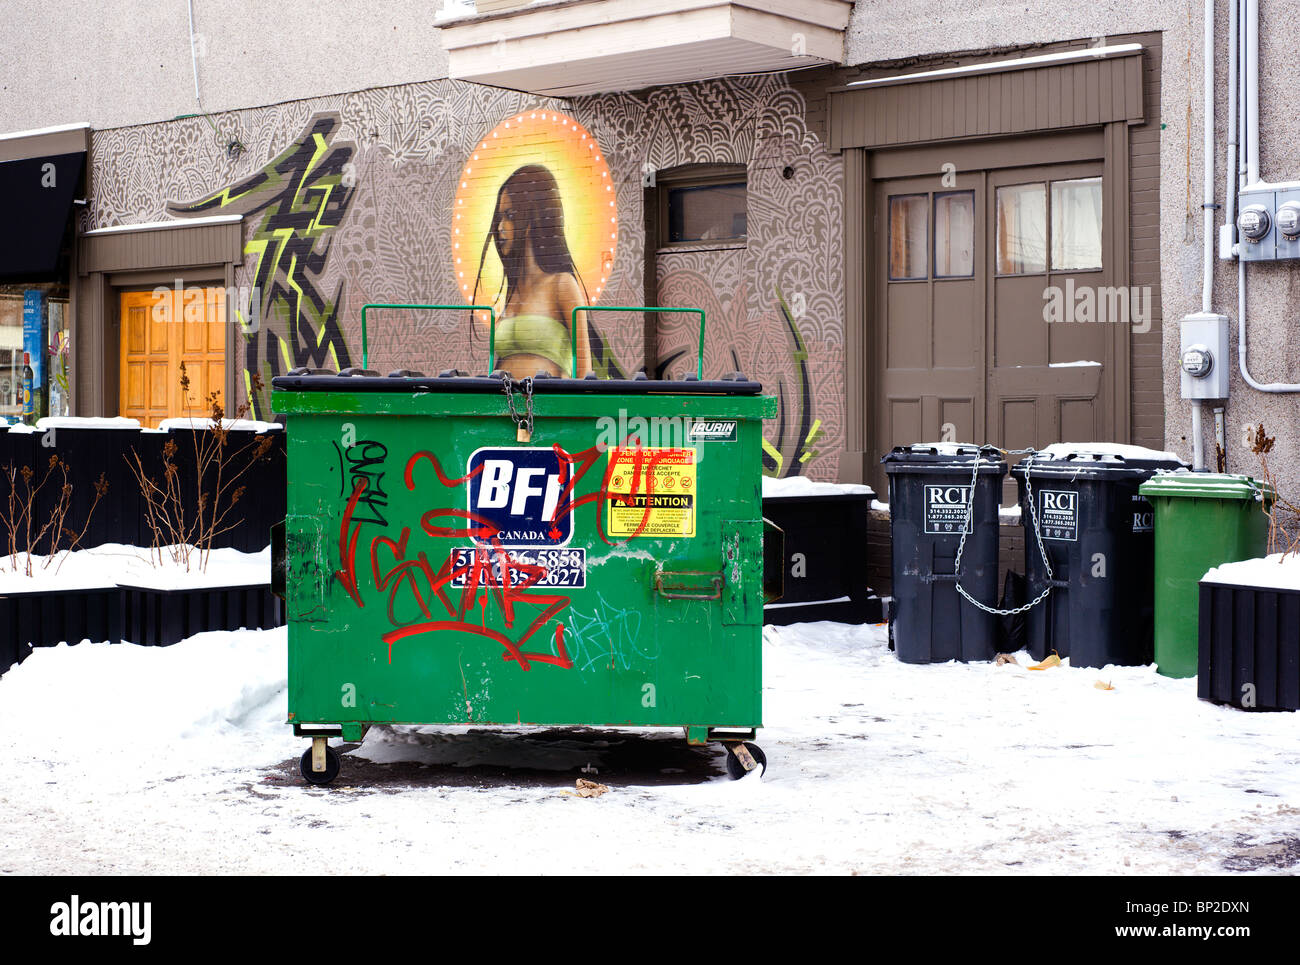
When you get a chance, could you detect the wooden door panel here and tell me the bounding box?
[932,281,977,367]
[1060,397,1098,441]
[885,283,929,369]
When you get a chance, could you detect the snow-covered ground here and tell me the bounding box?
[1,622,1297,875]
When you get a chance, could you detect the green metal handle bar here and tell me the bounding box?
[571,305,706,380]
[360,303,497,371]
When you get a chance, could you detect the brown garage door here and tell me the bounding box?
[874,160,1116,488]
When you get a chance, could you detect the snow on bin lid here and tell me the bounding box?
[1203,553,1300,591]
[1139,470,1274,501]
[1035,442,1184,463]
[881,442,1005,473]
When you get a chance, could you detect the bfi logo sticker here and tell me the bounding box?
[467,447,571,547]
[686,420,737,442]
[1040,489,1079,541]
[924,485,971,534]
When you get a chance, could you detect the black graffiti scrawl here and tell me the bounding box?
[169,114,357,417]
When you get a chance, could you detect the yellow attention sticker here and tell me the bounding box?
[606,447,697,538]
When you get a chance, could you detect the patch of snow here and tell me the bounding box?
[2,621,1299,874]
[0,543,271,593]
[762,476,875,497]
[764,595,851,609]
[1204,553,1300,591]
[157,418,282,433]
[1048,360,1102,367]
[34,416,141,430]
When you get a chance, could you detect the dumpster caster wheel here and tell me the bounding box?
[724,742,766,780]
[300,745,341,786]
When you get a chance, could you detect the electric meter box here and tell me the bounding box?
[1237,188,1275,261]
[1276,187,1300,260]
[1180,312,1231,400]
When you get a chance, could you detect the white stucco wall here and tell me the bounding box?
[0,0,450,134]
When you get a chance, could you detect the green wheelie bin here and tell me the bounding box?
[272,305,776,784]
[1138,472,1274,678]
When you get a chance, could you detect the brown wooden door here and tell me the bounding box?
[872,160,1119,492]
[873,172,986,462]
[120,288,226,427]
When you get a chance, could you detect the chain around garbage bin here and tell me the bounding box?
[951,447,1055,617]
[500,373,534,442]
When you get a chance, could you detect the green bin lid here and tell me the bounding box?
[1138,471,1275,501]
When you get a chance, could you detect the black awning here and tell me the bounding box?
[0,151,85,282]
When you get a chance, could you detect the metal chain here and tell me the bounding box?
[499,374,535,437]
[951,446,1055,617]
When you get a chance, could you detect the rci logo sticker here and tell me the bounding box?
[467,447,571,547]
[1040,489,1079,541]
[923,485,971,534]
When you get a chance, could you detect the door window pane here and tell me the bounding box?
[1051,177,1103,270]
[667,181,746,243]
[996,183,1047,274]
[934,191,974,277]
[889,194,928,280]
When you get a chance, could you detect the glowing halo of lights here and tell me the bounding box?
[453,111,617,325]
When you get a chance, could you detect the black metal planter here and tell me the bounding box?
[1198,580,1300,711]
[0,583,285,673]
[761,490,879,625]
[0,587,126,669]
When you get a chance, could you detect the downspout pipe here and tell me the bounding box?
[1192,0,1216,470]
[1202,0,1214,315]
[1220,0,1238,258]
[1246,0,1260,186]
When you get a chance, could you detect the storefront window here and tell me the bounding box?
[0,295,22,421]
[888,194,928,280]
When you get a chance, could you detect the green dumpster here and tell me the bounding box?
[272,307,776,784]
[1138,472,1274,678]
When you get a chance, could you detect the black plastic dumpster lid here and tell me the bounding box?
[881,442,1007,475]
[1011,443,1188,480]
[271,371,763,396]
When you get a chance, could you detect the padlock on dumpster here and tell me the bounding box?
[273,304,776,784]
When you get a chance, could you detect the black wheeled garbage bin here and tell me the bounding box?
[1011,445,1188,668]
[882,444,1006,663]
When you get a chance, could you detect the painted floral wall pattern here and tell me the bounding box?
[86,73,845,476]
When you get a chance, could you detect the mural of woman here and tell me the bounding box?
[472,164,592,379]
